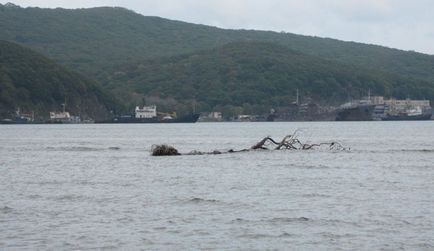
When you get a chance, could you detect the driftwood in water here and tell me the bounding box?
[250,133,345,151]
[151,133,346,156]
[151,144,180,156]
[151,135,345,156]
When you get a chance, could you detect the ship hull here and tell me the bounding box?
[98,114,200,124]
[0,117,33,124]
[382,113,432,121]
[0,120,30,124]
[336,105,375,121]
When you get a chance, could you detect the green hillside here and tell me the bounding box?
[1,3,434,86]
[107,42,434,114]
[0,40,118,120]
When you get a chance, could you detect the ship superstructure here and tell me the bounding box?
[337,95,432,121]
[49,103,80,123]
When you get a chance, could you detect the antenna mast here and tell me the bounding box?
[296,89,299,105]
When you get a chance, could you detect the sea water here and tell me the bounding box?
[1,122,433,250]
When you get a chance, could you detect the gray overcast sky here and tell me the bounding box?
[3,0,434,55]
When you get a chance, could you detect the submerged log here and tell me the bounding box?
[151,133,347,156]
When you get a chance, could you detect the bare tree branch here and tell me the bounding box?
[151,132,348,156]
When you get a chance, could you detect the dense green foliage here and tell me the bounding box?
[107,42,434,114]
[1,3,434,116]
[0,40,118,120]
[2,3,434,84]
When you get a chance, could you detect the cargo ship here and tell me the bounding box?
[336,103,375,121]
[336,96,432,121]
[0,115,33,124]
[382,106,432,121]
[0,108,34,124]
[46,102,82,124]
[99,105,200,123]
[336,95,376,121]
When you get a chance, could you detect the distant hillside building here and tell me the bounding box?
[135,105,157,119]
[50,111,70,120]
[209,112,222,120]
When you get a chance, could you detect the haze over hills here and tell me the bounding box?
[1,3,434,116]
[0,40,118,120]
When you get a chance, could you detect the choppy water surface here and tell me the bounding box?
[1,122,434,250]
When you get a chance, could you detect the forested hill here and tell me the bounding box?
[1,3,434,85]
[0,40,118,120]
[107,42,434,112]
[1,3,434,116]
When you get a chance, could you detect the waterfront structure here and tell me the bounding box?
[49,103,81,123]
[135,105,157,119]
[101,105,199,123]
[336,96,432,121]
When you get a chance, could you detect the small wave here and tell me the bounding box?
[399,149,434,153]
[322,219,362,228]
[232,218,249,223]
[45,146,121,152]
[76,235,87,240]
[49,194,89,201]
[238,232,297,239]
[27,194,42,199]
[301,193,331,198]
[279,232,294,238]
[320,232,357,239]
[295,164,332,169]
[46,146,101,152]
[269,217,310,223]
[359,149,434,154]
[237,233,274,239]
[233,217,311,224]
[27,180,63,185]
[0,206,13,213]
[188,197,219,203]
[413,243,434,249]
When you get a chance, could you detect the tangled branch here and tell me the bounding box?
[152,133,347,156]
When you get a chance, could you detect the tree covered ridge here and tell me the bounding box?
[1,4,434,84]
[0,40,119,120]
[107,42,434,114]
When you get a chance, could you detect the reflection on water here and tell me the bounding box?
[1,122,434,250]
